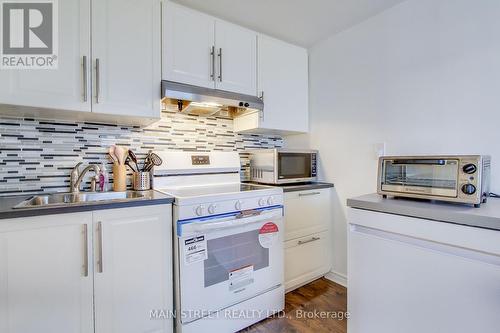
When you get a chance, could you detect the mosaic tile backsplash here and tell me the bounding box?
[0,111,283,196]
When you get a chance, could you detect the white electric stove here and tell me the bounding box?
[154,151,284,333]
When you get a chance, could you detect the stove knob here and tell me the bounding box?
[235,200,243,211]
[267,196,274,205]
[463,163,477,174]
[208,204,217,214]
[258,198,266,207]
[461,184,476,195]
[195,205,204,216]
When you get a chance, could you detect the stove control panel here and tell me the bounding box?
[176,193,284,220]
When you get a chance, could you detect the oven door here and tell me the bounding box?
[381,158,459,198]
[176,207,284,324]
[276,152,316,183]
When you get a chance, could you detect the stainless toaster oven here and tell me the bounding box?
[249,149,318,184]
[378,155,491,207]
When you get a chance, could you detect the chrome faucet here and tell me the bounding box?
[70,162,101,193]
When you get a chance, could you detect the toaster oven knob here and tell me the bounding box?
[235,200,243,211]
[208,204,217,214]
[195,205,204,216]
[463,164,477,174]
[461,184,477,195]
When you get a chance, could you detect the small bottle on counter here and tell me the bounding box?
[99,163,109,192]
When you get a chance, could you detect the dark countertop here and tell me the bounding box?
[0,190,174,220]
[246,181,334,193]
[347,193,500,231]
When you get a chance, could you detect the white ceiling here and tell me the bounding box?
[171,0,406,48]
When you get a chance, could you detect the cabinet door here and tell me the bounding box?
[284,231,331,292]
[93,205,173,333]
[0,213,93,333]
[284,189,331,241]
[0,0,91,112]
[163,1,215,88]
[91,0,161,118]
[215,20,257,95]
[257,35,308,133]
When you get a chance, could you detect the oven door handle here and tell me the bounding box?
[180,209,282,235]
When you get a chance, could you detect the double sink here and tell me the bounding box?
[14,191,146,209]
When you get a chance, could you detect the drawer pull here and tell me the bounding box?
[299,192,321,197]
[298,236,320,245]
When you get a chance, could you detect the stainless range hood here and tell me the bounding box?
[161,80,263,117]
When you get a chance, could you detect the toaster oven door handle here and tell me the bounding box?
[391,159,446,165]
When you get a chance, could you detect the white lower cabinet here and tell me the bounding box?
[0,212,94,333]
[283,188,332,291]
[93,205,173,333]
[285,230,331,291]
[348,208,500,333]
[0,204,173,333]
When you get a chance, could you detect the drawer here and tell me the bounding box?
[284,188,331,241]
[284,230,331,292]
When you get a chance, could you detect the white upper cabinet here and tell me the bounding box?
[163,1,215,88]
[0,0,161,124]
[234,35,309,134]
[214,20,257,95]
[91,0,161,118]
[0,0,91,113]
[163,1,257,96]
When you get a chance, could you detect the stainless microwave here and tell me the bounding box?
[378,155,491,207]
[249,149,318,184]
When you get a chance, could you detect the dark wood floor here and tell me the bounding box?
[241,278,347,333]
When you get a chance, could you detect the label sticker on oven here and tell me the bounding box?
[229,265,254,292]
[184,235,208,265]
[258,222,279,248]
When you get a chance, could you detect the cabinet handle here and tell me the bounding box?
[299,192,321,197]
[95,58,101,104]
[82,224,89,277]
[217,48,222,81]
[82,56,88,102]
[97,221,103,273]
[298,236,320,245]
[210,46,215,81]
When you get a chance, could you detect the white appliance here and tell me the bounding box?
[154,151,284,333]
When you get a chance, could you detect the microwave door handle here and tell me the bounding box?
[391,159,446,165]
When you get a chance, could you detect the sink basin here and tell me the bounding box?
[14,191,146,209]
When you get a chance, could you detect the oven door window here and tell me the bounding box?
[382,159,459,197]
[278,153,311,179]
[204,229,269,288]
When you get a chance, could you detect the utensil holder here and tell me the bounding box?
[112,164,127,192]
[132,172,151,191]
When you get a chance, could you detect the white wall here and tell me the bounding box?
[293,0,500,280]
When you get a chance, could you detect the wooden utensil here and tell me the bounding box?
[108,146,118,164]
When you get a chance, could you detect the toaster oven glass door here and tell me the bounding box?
[382,159,459,197]
[278,153,312,180]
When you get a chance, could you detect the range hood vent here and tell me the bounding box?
[161,80,263,117]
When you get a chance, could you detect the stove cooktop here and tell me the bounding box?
[158,183,275,199]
